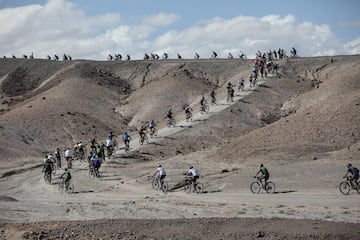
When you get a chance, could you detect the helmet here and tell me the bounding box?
[124,132,127,135]
[158,164,162,167]
[260,164,264,167]
[65,168,68,171]
[347,163,352,167]
[190,166,193,169]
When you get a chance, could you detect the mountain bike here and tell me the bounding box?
[106,146,113,158]
[186,111,193,121]
[139,133,149,145]
[89,165,101,179]
[58,178,74,194]
[44,170,52,184]
[167,117,176,127]
[149,127,158,138]
[250,176,275,194]
[200,104,209,114]
[151,176,169,193]
[339,176,360,195]
[184,176,204,194]
[124,141,130,153]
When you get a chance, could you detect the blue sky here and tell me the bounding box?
[0,0,359,59]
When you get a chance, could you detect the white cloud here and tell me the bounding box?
[0,0,358,60]
[344,37,360,55]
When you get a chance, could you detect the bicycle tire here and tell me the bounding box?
[161,181,169,193]
[184,183,192,193]
[66,183,74,194]
[339,181,351,195]
[152,179,159,190]
[139,137,144,145]
[144,135,149,144]
[250,182,261,194]
[195,182,204,194]
[265,182,276,194]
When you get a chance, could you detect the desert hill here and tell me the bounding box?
[0,56,359,164]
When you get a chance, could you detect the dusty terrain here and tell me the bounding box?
[0,56,359,239]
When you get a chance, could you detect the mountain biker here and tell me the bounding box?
[149,120,156,130]
[90,154,101,173]
[123,132,131,147]
[167,109,174,120]
[60,168,72,188]
[238,77,245,91]
[106,135,113,150]
[90,138,97,152]
[154,164,166,188]
[187,166,200,189]
[55,148,61,168]
[344,163,359,185]
[184,104,192,119]
[254,164,270,187]
[194,52,200,59]
[212,51,218,59]
[200,96,207,107]
[42,155,53,175]
[139,125,147,140]
[211,89,216,104]
[108,131,114,140]
[64,148,73,169]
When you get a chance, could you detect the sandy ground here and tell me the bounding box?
[0,75,359,239]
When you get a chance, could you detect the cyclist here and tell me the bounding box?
[123,132,131,147]
[154,164,166,188]
[90,138,97,152]
[42,155,53,175]
[167,109,174,120]
[184,104,192,119]
[148,120,156,133]
[139,125,147,140]
[344,163,359,185]
[105,135,113,152]
[108,131,114,140]
[60,168,72,189]
[254,164,270,187]
[64,147,73,169]
[210,89,216,105]
[187,166,200,189]
[238,77,245,91]
[200,96,207,108]
[90,154,101,174]
[54,148,61,169]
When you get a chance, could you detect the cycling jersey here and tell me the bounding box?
[188,168,200,177]
[106,139,113,147]
[123,134,130,141]
[156,167,166,176]
[65,149,72,158]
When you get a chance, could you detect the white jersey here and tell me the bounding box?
[47,154,54,162]
[65,149,72,157]
[106,139,113,147]
[188,168,200,177]
[156,167,166,176]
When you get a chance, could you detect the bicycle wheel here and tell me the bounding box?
[184,183,192,193]
[152,179,159,190]
[161,181,169,193]
[95,169,101,179]
[195,182,204,194]
[202,105,209,114]
[139,137,144,145]
[171,119,176,127]
[339,182,351,195]
[125,143,130,153]
[250,182,261,194]
[66,183,74,194]
[265,182,276,194]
